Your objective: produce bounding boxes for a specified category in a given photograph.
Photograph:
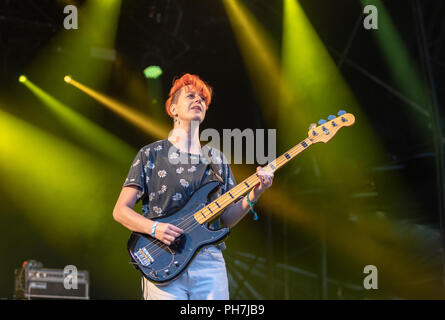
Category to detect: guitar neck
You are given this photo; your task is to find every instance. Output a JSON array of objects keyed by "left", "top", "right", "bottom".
[{"left": 194, "top": 137, "right": 313, "bottom": 224}]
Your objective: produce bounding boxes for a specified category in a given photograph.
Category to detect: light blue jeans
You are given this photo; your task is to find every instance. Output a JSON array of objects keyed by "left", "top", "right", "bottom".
[{"left": 142, "top": 245, "right": 229, "bottom": 300}]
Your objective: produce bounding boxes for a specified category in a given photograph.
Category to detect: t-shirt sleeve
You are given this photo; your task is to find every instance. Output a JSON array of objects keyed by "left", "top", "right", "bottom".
[{"left": 123, "top": 148, "right": 148, "bottom": 202}]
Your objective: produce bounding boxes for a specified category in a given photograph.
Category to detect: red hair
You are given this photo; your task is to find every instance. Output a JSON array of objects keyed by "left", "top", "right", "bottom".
[{"left": 165, "top": 73, "right": 213, "bottom": 118}]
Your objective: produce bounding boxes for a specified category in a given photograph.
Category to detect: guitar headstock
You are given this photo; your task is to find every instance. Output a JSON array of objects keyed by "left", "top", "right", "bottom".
[{"left": 307, "top": 110, "right": 355, "bottom": 143}]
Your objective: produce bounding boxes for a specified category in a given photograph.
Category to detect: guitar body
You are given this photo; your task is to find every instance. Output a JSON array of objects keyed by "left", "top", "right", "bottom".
[{"left": 127, "top": 181, "right": 230, "bottom": 284}]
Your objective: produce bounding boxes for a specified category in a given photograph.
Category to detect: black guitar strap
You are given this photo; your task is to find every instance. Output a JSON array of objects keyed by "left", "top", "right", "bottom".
[
  {"left": 200, "top": 145, "right": 224, "bottom": 204},
  {"left": 201, "top": 144, "right": 223, "bottom": 184},
  {"left": 201, "top": 146, "right": 227, "bottom": 241},
  {"left": 209, "top": 162, "right": 223, "bottom": 184}
]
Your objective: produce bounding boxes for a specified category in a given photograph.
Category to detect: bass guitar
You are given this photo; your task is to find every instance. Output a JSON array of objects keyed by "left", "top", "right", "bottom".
[{"left": 127, "top": 111, "right": 355, "bottom": 284}]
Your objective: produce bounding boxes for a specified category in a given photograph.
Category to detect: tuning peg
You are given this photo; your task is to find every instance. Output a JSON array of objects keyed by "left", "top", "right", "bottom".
[
  {"left": 308, "top": 123, "right": 317, "bottom": 130},
  {"left": 337, "top": 110, "right": 346, "bottom": 116},
  {"left": 318, "top": 119, "right": 327, "bottom": 125},
  {"left": 327, "top": 115, "right": 336, "bottom": 121}
]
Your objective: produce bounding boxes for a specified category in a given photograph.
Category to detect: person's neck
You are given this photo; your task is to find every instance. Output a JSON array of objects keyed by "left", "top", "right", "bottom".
[{"left": 168, "top": 120, "right": 201, "bottom": 155}]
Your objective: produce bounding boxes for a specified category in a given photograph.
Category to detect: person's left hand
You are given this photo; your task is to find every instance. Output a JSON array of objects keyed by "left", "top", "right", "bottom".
[{"left": 250, "top": 166, "right": 274, "bottom": 202}]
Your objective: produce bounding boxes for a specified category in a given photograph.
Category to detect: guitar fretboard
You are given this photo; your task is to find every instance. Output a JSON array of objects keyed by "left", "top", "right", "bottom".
[{"left": 194, "top": 137, "right": 313, "bottom": 224}]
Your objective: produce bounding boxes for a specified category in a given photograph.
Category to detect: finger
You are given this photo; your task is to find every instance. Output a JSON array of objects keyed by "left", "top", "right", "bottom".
[
  {"left": 257, "top": 169, "right": 271, "bottom": 178},
  {"left": 260, "top": 176, "right": 271, "bottom": 188},
  {"left": 258, "top": 176, "right": 264, "bottom": 190},
  {"left": 264, "top": 175, "right": 273, "bottom": 184},
  {"left": 169, "top": 225, "right": 184, "bottom": 234},
  {"left": 261, "top": 173, "right": 269, "bottom": 182},
  {"left": 168, "top": 230, "right": 182, "bottom": 238},
  {"left": 261, "top": 172, "right": 273, "bottom": 179}
]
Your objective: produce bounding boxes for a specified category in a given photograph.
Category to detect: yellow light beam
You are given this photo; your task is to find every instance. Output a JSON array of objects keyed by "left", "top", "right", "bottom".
[
  {"left": 0, "top": 108, "right": 123, "bottom": 243},
  {"left": 21, "top": 76, "right": 135, "bottom": 166},
  {"left": 25, "top": 0, "right": 122, "bottom": 118},
  {"left": 222, "top": 0, "right": 442, "bottom": 297},
  {"left": 222, "top": 0, "right": 292, "bottom": 124},
  {"left": 0, "top": 107, "right": 141, "bottom": 294},
  {"left": 67, "top": 77, "right": 170, "bottom": 140}
]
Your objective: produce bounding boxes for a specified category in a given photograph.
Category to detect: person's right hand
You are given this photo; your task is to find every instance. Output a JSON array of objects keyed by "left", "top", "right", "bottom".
[{"left": 153, "top": 222, "right": 184, "bottom": 246}]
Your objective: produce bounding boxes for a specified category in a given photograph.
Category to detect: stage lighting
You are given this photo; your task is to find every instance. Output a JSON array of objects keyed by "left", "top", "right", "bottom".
[
  {"left": 143, "top": 65, "right": 163, "bottom": 79},
  {"left": 64, "top": 75, "right": 72, "bottom": 83},
  {"left": 19, "top": 75, "right": 27, "bottom": 83},
  {"left": 67, "top": 78, "right": 169, "bottom": 139}
]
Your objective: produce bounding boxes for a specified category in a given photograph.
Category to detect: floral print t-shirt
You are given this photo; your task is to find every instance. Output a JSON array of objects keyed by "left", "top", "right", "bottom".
[{"left": 123, "top": 139, "right": 236, "bottom": 237}]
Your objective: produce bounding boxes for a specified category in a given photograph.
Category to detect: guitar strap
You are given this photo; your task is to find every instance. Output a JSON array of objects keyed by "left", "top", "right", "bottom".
[
  {"left": 201, "top": 145, "right": 224, "bottom": 185},
  {"left": 209, "top": 162, "right": 223, "bottom": 184},
  {"left": 201, "top": 146, "right": 228, "bottom": 244},
  {"left": 201, "top": 145, "right": 224, "bottom": 203}
]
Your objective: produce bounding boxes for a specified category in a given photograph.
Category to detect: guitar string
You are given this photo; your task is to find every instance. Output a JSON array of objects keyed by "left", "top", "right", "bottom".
[
  {"left": 140, "top": 141, "right": 310, "bottom": 259},
  {"left": 139, "top": 140, "right": 311, "bottom": 259},
  {"left": 136, "top": 119, "right": 349, "bottom": 265},
  {"left": 139, "top": 171, "right": 267, "bottom": 258},
  {"left": 138, "top": 141, "right": 311, "bottom": 260},
  {"left": 138, "top": 157, "right": 288, "bottom": 259},
  {"left": 159, "top": 138, "right": 310, "bottom": 235}
]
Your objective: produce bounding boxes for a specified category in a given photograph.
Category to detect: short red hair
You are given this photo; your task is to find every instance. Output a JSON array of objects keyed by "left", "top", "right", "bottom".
[{"left": 165, "top": 73, "right": 213, "bottom": 118}]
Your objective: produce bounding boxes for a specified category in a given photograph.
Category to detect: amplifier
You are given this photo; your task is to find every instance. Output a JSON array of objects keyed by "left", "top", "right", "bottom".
[{"left": 13, "top": 261, "right": 90, "bottom": 300}]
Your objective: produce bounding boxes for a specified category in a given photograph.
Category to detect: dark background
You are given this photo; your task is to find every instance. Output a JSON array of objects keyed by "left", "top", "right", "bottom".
[{"left": 0, "top": 0, "right": 444, "bottom": 299}]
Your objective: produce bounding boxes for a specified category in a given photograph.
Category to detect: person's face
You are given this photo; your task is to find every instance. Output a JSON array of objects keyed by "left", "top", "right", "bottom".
[{"left": 170, "top": 86, "right": 207, "bottom": 124}]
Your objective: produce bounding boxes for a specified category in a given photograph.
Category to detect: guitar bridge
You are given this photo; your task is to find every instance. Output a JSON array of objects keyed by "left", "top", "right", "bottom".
[{"left": 134, "top": 247, "right": 154, "bottom": 267}]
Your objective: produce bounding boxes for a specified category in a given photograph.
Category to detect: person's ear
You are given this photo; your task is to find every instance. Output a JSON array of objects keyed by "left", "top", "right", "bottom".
[{"left": 170, "top": 104, "right": 178, "bottom": 117}]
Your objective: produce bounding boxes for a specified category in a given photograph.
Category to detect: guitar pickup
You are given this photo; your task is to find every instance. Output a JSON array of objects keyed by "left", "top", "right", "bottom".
[{"left": 134, "top": 247, "right": 154, "bottom": 266}]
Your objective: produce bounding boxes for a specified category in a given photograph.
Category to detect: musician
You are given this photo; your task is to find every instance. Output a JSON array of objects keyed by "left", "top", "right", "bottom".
[{"left": 113, "top": 73, "right": 274, "bottom": 300}]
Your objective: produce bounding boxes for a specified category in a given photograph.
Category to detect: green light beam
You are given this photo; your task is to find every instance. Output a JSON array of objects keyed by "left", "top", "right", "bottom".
[{"left": 22, "top": 77, "right": 135, "bottom": 166}]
